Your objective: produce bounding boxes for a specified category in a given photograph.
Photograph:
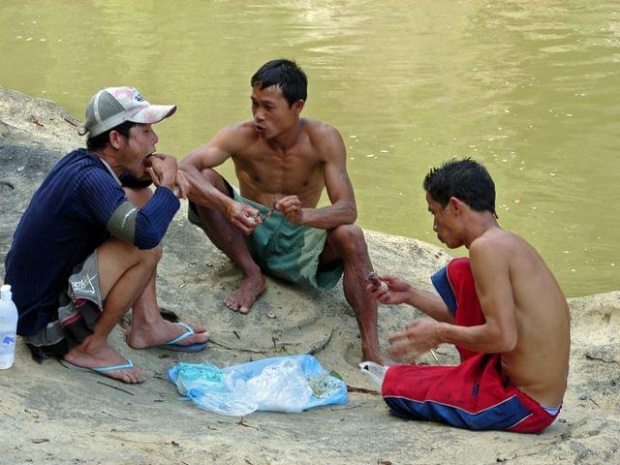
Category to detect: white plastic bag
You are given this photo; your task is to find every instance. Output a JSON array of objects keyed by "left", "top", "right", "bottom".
[
  {"left": 168, "top": 355, "right": 348, "bottom": 416},
  {"left": 238, "top": 358, "right": 311, "bottom": 413}
]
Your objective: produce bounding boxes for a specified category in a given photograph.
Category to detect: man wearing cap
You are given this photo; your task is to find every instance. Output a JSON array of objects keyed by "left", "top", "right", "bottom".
[{"left": 5, "top": 87, "right": 209, "bottom": 384}]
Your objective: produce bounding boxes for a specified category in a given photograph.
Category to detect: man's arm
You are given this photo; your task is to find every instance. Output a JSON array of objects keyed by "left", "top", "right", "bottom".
[
  {"left": 388, "top": 239, "right": 518, "bottom": 360},
  {"left": 368, "top": 275, "right": 454, "bottom": 323},
  {"left": 179, "top": 126, "right": 240, "bottom": 213},
  {"left": 280, "top": 125, "right": 357, "bottom": 229},
  {"left": 435, "top": 239, "right": 518, "bottom": 352},
  {"left": 79, "top": 163, "right": 179, "bottom": 250}
]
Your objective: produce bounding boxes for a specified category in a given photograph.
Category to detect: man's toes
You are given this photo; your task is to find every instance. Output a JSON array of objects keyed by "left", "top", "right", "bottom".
[
  {"left": 192, "top": 324, "right": 208, "bottom": 335},
  {"left": 129, "top": 369, "right": 146, "bottom": 384},
  {"left": 115, "top": 369, "right": 142, "bottom": 384},
  {"left": 225, "top": 301, "right": 239, "bottom": 312}
]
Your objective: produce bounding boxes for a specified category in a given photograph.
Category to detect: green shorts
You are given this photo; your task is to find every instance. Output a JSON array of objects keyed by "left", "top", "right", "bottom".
[{"left": 188, "top": 192, "right": 343, "bottom": 290}]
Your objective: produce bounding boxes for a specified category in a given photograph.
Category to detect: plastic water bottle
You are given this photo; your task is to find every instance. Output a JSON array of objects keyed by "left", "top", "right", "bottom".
[{"left": 0, "top": 284, "right": 19, "bottom": 369}]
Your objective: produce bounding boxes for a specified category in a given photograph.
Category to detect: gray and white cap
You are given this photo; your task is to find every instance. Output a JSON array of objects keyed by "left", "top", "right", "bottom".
[{"left": 78, "top": 86, "right": 176, "bottom": 137}]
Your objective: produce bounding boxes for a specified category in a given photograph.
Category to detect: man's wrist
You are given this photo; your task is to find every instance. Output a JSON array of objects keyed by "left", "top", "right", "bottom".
[
  {"left": 158, "top": 184, "right": 175, "bottom": 194},
  {"left": 406, "top": 287, "right": 418, "bottom": 307},
  {"left": 161, "top": 180, "right": 177, "bottom": 191},
  {"left": 224, "top": 200, "right": 238, "bottom": 218},
  {"left": 298, "top": 207, "right": 310, "bottom": 226},
  {"left": 434, "top": 321, "right": 444, "bottom": 347}
]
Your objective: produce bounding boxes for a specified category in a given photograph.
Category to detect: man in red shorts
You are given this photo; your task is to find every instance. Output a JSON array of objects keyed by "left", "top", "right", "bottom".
[{"left": 368, "top": 158, "right": 570, "bottom": 433}]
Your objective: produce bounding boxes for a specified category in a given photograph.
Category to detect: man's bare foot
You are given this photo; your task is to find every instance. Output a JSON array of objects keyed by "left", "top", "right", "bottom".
[
  {"left": 226, "top": 274, "right": 267, "bottom": 314},
  {"left": 127, "top": 319, "right": 209, "bottom": 350},
  {"left": 362, "top": 349, "right": 394, "bottom": 366},
  {"left": 62, "top": 343, "right": 145, "bottom": 384}
]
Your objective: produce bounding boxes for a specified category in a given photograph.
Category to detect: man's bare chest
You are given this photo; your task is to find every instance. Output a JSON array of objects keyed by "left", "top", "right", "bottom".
[{"left": 234, "top": 150, "right": 324, "bottom": 195}]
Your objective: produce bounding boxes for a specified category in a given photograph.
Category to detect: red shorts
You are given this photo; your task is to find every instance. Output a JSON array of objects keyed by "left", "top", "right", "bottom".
[
  {"left": 382, "top": 258, "right": 561, "bottom": 433},
  {"left": 382, "top": 353, "right": 559, "bottom": 433}
]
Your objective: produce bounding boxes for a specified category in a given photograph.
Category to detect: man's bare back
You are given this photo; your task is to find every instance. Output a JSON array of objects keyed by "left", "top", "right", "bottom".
[{"left": 470, "top": 228, "right": 570, "bottom": 406}]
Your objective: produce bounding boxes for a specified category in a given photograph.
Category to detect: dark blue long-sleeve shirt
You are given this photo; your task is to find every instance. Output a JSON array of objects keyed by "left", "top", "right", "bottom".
[{"left": 5, "top": 148, "right": 179, "bottom": 336}]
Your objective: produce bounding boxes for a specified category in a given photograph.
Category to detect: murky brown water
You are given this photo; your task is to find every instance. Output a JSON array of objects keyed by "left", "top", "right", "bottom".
[{"left": 1, "top": 0, "right": 619, "bottom": 297}]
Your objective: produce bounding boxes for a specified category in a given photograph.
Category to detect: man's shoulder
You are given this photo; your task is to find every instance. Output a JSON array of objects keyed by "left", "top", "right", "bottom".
[
  {"left": 221, "top": 121, "right": 259, "bottom": 138},
  {"left": 304, "top": 118, "right": 340, "bottom": 137},
  {"left": 302, "top": 118, "right": 344, "bottom": 156},
  {"left": 56, "top": 150, "right": 119, "bottom": 191},
  {"left": 48, "top": 148, "right": 101, "bottom": 180},
  {"left": 57, "top": 148, "right": 101, "bottom": 168},
  {"left": 470, "top": 228, "right": 534, "bottom": 265},
  {"left": 214, "top": 121, "right": 260, "bottom": 151}
]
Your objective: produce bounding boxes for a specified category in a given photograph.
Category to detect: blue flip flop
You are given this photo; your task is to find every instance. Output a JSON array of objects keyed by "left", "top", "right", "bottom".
[
  {"left": 160, "top": 322, "right": 207, "bottom": 352},
  {"left": 59, "top": 356, "right": 135, "bottom": 376}
]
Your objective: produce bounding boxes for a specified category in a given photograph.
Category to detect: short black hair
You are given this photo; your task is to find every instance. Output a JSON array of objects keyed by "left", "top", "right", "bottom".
[
  {"left": 86, "top": 120, "right": 137, "bottom": 151},
  {"left": 423, "top": 158, "right": 498, "bottom": 217},
  {"left": 250, "top": 59, "right": 308, "bottom": 106}
]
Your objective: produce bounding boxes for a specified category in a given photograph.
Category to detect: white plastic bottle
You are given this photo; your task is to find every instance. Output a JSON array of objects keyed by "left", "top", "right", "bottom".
[{"left": 0, "top": 284, "right": 19, "bottom": 369}]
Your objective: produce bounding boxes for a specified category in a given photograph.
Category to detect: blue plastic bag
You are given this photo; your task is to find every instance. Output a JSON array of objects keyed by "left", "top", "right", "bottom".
[{"left": 167, "top": 355, "right": 348, "bottom": 416}]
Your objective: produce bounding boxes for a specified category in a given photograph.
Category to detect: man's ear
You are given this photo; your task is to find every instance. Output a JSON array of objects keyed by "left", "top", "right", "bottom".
[
  {"left": 293, "top": 99, "right": 305, "bottom": 114},
  {"left": 108, "top": 130, "right": 124, "bottom": 150},
  {"left": 449, "top": 197, "right": 465, "bottom": 215}
]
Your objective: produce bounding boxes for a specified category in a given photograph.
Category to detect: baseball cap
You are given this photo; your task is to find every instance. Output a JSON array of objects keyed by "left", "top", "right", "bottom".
[{"left": 78, "top": 86, "right": 177, "bottom": 137}]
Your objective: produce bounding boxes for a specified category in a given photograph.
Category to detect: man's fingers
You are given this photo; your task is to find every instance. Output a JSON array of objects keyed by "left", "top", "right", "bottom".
[
  {"left": 386, "top": 341, "right": 412, "bottom": 362},
  {"left": 233, "top": 223, "right": 253, "bottom": 235},
  {"left": 146, "top": 167, "right": 160, "bottom": 185},
  {"left": 231, "top": 212, "right": 261, "bottom": 235},
  {"left": 387, "top": 330, "right": 409, "bottom": 344}
]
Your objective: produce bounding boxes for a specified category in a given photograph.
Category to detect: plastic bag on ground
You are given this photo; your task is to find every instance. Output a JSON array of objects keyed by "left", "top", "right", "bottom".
[{"left": 168, "top": 355, "right": 348, "bottom": 416}]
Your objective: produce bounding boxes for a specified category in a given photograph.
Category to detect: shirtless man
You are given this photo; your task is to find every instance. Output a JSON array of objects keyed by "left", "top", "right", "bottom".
[
  {"left": 180, "top": 59, "right": 381, "bottom": 363},
  {"left": 368, "top": 159, "right": 570, "bottom": 433},
  {"left": 5, "top": 87, "right": 209, "bottom": 384}
]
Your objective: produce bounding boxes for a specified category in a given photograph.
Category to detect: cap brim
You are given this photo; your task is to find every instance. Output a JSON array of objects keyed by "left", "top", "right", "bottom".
[{"left": 129, "top": 104, "right": 177, "bottom": 125}]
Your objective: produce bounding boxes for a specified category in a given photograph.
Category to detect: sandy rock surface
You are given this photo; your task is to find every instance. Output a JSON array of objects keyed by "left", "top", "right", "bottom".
[{"left": 0, "top": 86, "right": 618, "bottom": 465}]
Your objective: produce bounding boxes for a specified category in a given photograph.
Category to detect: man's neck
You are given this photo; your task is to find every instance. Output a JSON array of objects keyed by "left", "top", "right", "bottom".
[
  {"left": 266, "top": 119, "right": 304, "bottom": 152},
  {"left": 462, "top": 212, "right": 500, "bottom": 248},
  {"left": 91, "top": 148, "right": 123, "bottom": 176}
]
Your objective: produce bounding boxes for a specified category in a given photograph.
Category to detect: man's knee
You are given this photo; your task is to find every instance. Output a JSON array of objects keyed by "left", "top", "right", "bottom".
[
  {"left": 97, "top": 240, "right": 163, "bottom": 297},
  {"left": 142, "top": 242, "right": 163, "bottom": 264},
  {"left": 100, "top": 239, "right": 162, "bottom": 270},
  {"left": 328, "top": 224, "right": 367, "bottom": 254},
  {"left": 199, "top": 168, "right": 231, "bottom": 195}
]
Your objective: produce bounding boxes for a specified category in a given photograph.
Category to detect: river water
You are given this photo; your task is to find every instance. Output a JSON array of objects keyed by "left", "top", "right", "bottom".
[{"left": 1, "top": 0, "right": 618, "bottom": 297}]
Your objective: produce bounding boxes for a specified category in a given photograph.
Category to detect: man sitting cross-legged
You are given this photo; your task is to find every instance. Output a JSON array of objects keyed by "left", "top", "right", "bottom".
[{"left": 368, "top": 158, "right": 570, "bottom": 433}]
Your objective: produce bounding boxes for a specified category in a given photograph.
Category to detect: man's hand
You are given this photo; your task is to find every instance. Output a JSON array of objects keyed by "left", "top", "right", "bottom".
[
  {"left": 276, "top": 195, "right": 304, "bottom": 224},
  {"left": 367, "top": 275, "right": 413, "bottom": 305},
  {"left": 174, "top": 169, "right": 190, "bottom": 199},
  {"left": 227, "top": 201, "right": 262, "bottom": 235},
  {"left": 387, "top": 320, "right": 440, "bottom": 363},
  {"left": 146, "top": 154, "right": 177, "bottom": 191}
]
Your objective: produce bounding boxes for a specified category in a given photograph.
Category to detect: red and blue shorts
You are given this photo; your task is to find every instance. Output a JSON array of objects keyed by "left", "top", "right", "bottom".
[{"left": 381, "top": 258, "right": 561, "bottom": 433}]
